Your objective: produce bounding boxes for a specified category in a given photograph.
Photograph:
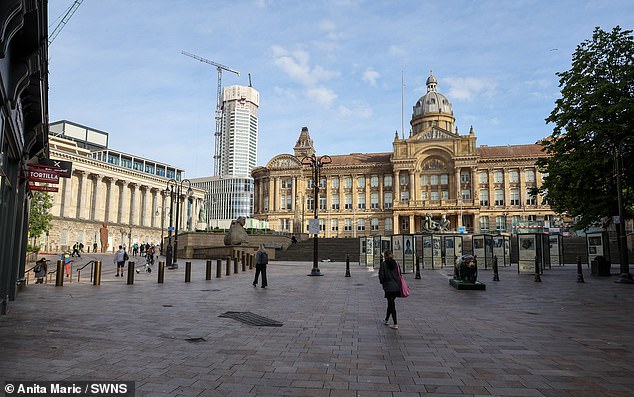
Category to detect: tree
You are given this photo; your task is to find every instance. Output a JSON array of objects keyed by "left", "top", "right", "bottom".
[
  {"left": 29, "top": 191, "right": 53, "bottom": 246},
  {"left": 537, "top": 26, "right": 634, "bottom": 230}
]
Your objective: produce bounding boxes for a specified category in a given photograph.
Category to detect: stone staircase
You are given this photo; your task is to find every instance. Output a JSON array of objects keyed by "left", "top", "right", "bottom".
[{"left": 275, "top": 238, "right": 360, "bottom": 262}]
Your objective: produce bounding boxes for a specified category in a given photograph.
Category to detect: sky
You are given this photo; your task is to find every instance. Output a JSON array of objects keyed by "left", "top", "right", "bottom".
[{"left": 47, "top": 0, "right": 633, "bottom": 179}]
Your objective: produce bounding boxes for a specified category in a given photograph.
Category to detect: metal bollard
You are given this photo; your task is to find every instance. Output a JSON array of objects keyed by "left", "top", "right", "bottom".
[
  {"left": 226, "top": 256, "right": 231, "bottom": 276},
  {"left": 249, "top": 254, "right": 254, "bottom": 270},
  {"left": 534, "top": 256, "right": 542, "bottom": 282},
  {"left": 93, "top": 261, "right": 102, "bottom": 286},
  {"left": 576, "top": 256, "right": 585, "bottom": 283},
  {"left": 185, "top": 261, "right": 191, "bottom": 282},
  {"left": 493, "top": 256, "right": 500, "bottom": 282},
  {"left": 206, "top": 260, "right": 212, "bottom": 280},
  {"left": 158, "top": 261, "right": 165, "bottom": 284},
  {"left": 127, "top": 261, "right": 135, "bottom": 285},
  {"left": 55, "top": 260, "right": 64, "bottom": 287},
  {"left": 415, "top": 256, "right": 421, "bottom": 279},
  {"left": 216, "top": 259, "right": 222, "bottom": 278},
  {"left": 345, "top": 254, "right": 351, "bottom": 277},
  {"left": 233, "top": 256, "right": 239, "bottom": 274}
]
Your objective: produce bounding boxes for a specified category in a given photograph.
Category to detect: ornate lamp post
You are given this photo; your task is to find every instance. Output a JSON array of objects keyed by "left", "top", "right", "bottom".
[
  {"left": 165, "top": 180, "right": 176, "bottom": 267},
  {"left": 301, "top": 154, "right": 331, "bottom": 276},
  {"left": 171, "top": 179, "right": 193, "bottom": 269},
  {"left": 614, "top": 136, "right": 633, "bottom": 284}
]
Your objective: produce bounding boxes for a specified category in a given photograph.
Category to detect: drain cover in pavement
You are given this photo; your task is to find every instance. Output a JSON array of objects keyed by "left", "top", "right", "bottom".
[{"left": 219, "top": 311, "right": 283, "bottom": 327}]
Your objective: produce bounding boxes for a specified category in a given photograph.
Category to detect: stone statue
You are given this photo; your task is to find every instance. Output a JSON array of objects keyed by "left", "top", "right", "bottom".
[
  {"left": 198, "top": 205, "right": 207, "bottom": 223},
  {"left": 99, "top": 223, "right": 109, "bottom": 253},
  {"left": 422, "top": 213, "right": 450, "bottom": 232},
  {"left": 224, "top": 216, "right": 249, "bottom": 246}
]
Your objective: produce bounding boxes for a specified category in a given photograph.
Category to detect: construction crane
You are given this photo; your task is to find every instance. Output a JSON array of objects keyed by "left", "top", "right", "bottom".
[
  {"left": 181, "top": 50, "right": 240, "bottom": 176},
  {"left": 49, "top": 0, "right": 84, "bottom": 45}
]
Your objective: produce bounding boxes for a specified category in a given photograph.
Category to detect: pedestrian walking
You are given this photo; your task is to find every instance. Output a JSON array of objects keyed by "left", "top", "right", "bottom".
[
  {"left": 34, "top": 257, "right": 48, "bottom": 284},
  {"left": 114, "top": 245, "right": 128, "bottom": 277},
  {"left": 378, "top": 250, "right": 400, "bottom": 329},
  {"left": 71, "top": 242, "right": 81, "bottom": 258},
  {"left": 93, "top": 242, "right": 98, "bottom": 253},
  {"left": 253, "top": 244, "right": 268, "bottom": 288},
  {"left": 61, "top": 252, "right": 72, "bottom": 277}
]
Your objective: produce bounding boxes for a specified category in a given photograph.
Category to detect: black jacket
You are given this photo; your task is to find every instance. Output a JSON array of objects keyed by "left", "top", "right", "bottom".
[{"left": 379, "top": 258, "right": 400, "bottom": 293}]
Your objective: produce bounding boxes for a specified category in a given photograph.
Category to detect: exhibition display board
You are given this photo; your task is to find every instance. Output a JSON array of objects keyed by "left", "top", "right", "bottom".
[
  {"left": 472, "top": 234, "right": 494, "bottom": 269},
  {"left": 548, "top": 234, "right": 564, "bottom": 267},
  {"left": 516, "top": 233, "right": 550, "bottom": 274},
  {"left": 492, "top": 235, "right": 511, "bottom": 267},
  {"left": 586, "top": 231, "right": 609, "bottom": 265}
]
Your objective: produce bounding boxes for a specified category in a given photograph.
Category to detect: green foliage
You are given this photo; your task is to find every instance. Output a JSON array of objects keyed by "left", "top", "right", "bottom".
[
  {"left": 538, "top": 26, "right": 634, "bottom": 229},
  {"left": 29, "top": 191, "right": 53, "bottom": 242}
]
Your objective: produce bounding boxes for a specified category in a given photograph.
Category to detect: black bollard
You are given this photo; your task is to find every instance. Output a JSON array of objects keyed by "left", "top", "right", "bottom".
[
  {"left": 94, "top": 261, "right": 102, "bottom": 286},
  {"left": 216, "top": 259, "right": 222, "bottom": 278},
  {"left": 206, "top": 260, "right": 212, "bottom": 280},
  {"left": 345, "top": 254, "right": 351, "bottom": 277},
  {"left": 55, "top": 260, "right": 64, "bottom": 287},
  {"left": 185, "top": 261, "right": 191, "bottom": 282},
  {"left": 226, "top": 256, "right": 231, "bottom": 276},
  {"left": 576, "top": 256, "right": 585, "bottom": 283},
  {"left": 534, "top": 256, "right": 542, "bottom": 282},
  {"left": 127, "top": 261, "right": 135, "bottom": 285},
  {"left": 415, "top": 256, "right": 421, "bottom": 279},
  {"left": 493, "top": 256, "right": 500, "bottom": 281},
  {"left": 233, "top": 256, "right": 239, "bottom": 274},
  {"left": 158, "top": 261, "right": 165, "bottom": 284}
]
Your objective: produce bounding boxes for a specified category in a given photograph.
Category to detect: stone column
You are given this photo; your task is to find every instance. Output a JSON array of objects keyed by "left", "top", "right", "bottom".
[
  {"left": 75, "top": 171, "right": 86, "bottom": 219},
  {"left": 103, "top": 177, "right": 112, "bottom": 223},
  {"left": 89, "top": 174, "right": 101, "bottom": 221},
  {"left": 268, "top": 178, "right": 274, "bottom": 212},
  {"left": 128, "top": 183, "right": 137, "bottom": 225},
  {"left": 150, "top": 188, "right": 158, "bottom": 228},
  {"left": 139, "top": 185, "right": 148, "bottom": 226},
  {"left": 59, "top": 177, "right": 71, "bottom": 217},
  {"left": 117, "top": 180, "right": 127, "bottom": 224}
]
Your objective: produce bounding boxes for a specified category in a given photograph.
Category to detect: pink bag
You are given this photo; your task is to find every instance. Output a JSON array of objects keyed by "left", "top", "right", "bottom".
[{"left": 396, "top": 263, "right": 410, "bottom": 298}]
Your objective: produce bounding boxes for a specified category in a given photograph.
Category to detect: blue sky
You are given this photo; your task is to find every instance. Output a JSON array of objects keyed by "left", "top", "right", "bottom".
[{"left": 48, "top": 0, "right": 633, "bottom": 178}]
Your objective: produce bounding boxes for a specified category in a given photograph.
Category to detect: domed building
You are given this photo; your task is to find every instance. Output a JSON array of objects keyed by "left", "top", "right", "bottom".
[{"left": 251, "top": 71, "right": 554, "bottom": 236}]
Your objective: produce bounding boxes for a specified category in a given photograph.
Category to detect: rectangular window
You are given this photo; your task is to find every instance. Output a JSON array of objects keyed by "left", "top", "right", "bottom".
[
  {"left": 479, "top": 172, "right": 488, "bottom": 184},
  {"left": 383, "top": 175, "right": 392, "bottom": 187},
  {"left": 510, "top": 188, "right": 520, "bottom": 206},
  {"left": 384, "top": 192, "right": 392, "bottom": 209},
  {"left": 430, "top": 191, "right": 439, "bottom": 201},
  {"left": 421, "top": 175, "right": 428, "bottom": 185},
  {"left": 370, "top": 193, "right": 379, "bottom": 209},
  {"left": 421, "top": 191, "right": 428, "bottom": 200},
  {"left": 430, "top": 175, "right": 438, "bottom": 185},
  {"left": 460, "top": 172, "right": 470, "bottom": 183},
  {"left": 344, "top": 194, "right": 352, "bottom": 209},
  {"left": 331, "top": 177, "right": 339, "bottom": 189},
  {"left": 319, "top": 195, "right": 327, "bottom": 210},
  {"left": 493, "top": 171, "right": 504, "bottom": 183},
  {"left": 480, "top": 216, "right": 489, "bottom": 232},
  {"left": 526, "top": 189, "right": 536, "bottom": 205},
  {"left": 385, "top": 217, "right": 393, "bottom": 231},
  {"left": 331, "top": 195, "right": 340, "bottom": 210},
  {"left": 496, "top": 216, "right": 506, "bottom": 231},
  {"left": 344, "top": 177, "right": 352, "bottom": 189},
  {"left": 357, "top": 176, "right": 365, "bottom": 189},
  {"left": 479, "top": 190, "right": 489, "bottom": 206},
  {"left": 370, "top": 175, "right": 379, "bottom": 188},
  {"left": 307, "top": 196, "right": 314, "bottom": 210},
  {"left": 525, "top": 169, "right": 536, "bottom": 183},
  {"left": 307, "top": 179, "right": 313, "bottom": 189},
  {"left": 440, "top": 174, "right": 448, "bottom": 185},
  {"left": 344, "top": 219, "right": 352, "bottom": 231},
  {"left": 494, "top": 189, "right": 504, "bottom": 206},
  {"left": 331, "top": 219, "right": 339, "bottom": 231},
  {"left": 509, "top": 170, "right": 519, "bottom": 183},
  {"left": 319, "top": 178, "right": 326, "bottom": 189},
  {"left": 441, "top": 190, "right": 449, "bottom": 200},
  {"left": 371, "top": 218, "right": 379, "bottom": 231},
  {"left": 400, "top": 191, "right": 409, "bottom": 202},
  {"left": 281, "top": 178, "right": 292, "bottom": 189},
  {"left": 357, "top": 195, "right": 366, "bottom": 209},
  {"left": 461, "top": 189, "right": 471, "bottom": 200},
  {"left": 357, "top": 219, "right": 365, "bottom": 231}
]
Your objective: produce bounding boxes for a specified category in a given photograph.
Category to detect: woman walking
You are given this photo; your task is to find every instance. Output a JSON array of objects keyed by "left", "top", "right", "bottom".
[{"left": 379, "top": 250, "right": 401, "bottom": 329}]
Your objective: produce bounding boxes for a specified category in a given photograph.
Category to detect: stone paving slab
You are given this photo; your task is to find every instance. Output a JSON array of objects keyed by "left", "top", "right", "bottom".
[{"left": 1, "top": 255, "right": 634, "bottom": 397}]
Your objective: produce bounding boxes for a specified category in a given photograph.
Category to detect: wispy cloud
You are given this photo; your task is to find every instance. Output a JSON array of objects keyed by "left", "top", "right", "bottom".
[
  {"left": 362, "top": 68, "right": 381, "bottom": 87},
  {"left": 444, "top": 77, "right": 495, "bottom": 101},
  {"left": 307, "top": 86, "right": 337, "bottom": 107}
]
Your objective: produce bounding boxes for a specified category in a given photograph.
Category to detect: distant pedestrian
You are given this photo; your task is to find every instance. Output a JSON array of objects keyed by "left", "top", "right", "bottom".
[
  {"left": 93, "top": 242, "right": 98, "bottom": 253},
  {"left": 61, "top": 252, "right": 72, "bottom": 277},
  {"left": 34, "top": 257, "right": 48, "bottom": 284},
  {"left": 253, "top": 244, "right": 268, "bottom": 288},
  {"left": 114, "top": 245, "right": 127, "bottom": 277},
  {"left": 72, "top": 242, "right": 81, "bottom": 258},
  {"left": 379, "top": 250, "right": 400, "bottom": 329},
  {"left": 78, "top": 242, "right": 84, "bottom": 253}
]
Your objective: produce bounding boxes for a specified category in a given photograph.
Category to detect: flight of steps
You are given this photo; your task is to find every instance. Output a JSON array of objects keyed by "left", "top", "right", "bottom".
[{"left": 275, "top": 238, "right": 360, "bottom": 262}]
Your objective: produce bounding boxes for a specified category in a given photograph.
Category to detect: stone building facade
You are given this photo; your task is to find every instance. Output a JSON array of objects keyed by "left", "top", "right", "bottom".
[
  {"left": 45, "top": 134, "right": 205, "bottom": 253},
  {"left": 251, "top": 72, "right": 555, "bottom": 236}
]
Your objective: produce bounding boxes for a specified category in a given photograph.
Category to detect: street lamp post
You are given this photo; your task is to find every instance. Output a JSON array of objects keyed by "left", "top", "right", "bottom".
[
  {"left": 165, "top": 181, "right": 176, "bottom": 267},
  {"left": 171, "top": 179, "right": 193, "bottom": 270},
  {"left": 614, "top": 137, "right": 633, "bottom": 284},
  {"left": 301, "top": 154, "right": 331, "bottom": 276}
]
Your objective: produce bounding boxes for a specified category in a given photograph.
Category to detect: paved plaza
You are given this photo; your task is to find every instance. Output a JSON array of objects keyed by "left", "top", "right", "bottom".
[{"left": 1, "top": 254, "right": 634, "bottom": 397}]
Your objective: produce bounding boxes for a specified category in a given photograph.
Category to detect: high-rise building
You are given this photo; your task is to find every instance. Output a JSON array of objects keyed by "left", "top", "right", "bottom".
[{"left": 192, "top": 85, "right": 259, "bottom": 229}]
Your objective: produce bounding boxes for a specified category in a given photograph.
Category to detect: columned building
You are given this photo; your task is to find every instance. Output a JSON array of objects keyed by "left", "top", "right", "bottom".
[
  {"left": 44, "top": 122, "right": 205, "bottom": 252},
  {"left": 251, "top": 71, "right": 555, "bottom": 236}
]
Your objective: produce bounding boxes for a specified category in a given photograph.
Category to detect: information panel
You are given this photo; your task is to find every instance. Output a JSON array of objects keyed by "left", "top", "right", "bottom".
[
  {"left": 366, "top": 236, "right": 374, "bottom": 267},
  {"left": 403, "top": 235, "right": 415, "bottom": 272},
  {"left": 518, "top": 234, "right": 539, "bottom": 274},
  {"left": 587, "top": 231, "right": 608, "bottom": 265},
  {"left": 493, "top": 235, "right": 511, "bottom": 266},
  {"left": 359, "top": 237, "right": 367, "bottom": 265},
  {"left": 373, "top": 236, "right": 382, "bottom": 268},
  {"left": 549, "top": 234, "right": 563, "bottom": 266}
]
